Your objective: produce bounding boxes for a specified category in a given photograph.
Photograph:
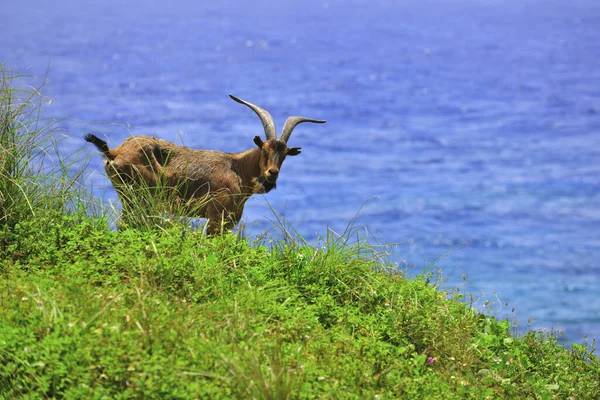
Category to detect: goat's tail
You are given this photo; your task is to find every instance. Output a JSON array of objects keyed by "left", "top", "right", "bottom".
[{"left": 84, "top": 133, "right": 115, "bottom": 160}]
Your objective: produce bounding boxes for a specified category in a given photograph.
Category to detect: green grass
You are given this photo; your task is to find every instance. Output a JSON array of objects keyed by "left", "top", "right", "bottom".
[
  {"left": 1, "top": 66, "right": 599, "bottom": 399},
  {"left": 0, "top": 66, "right": 93, "bottom": 230}
]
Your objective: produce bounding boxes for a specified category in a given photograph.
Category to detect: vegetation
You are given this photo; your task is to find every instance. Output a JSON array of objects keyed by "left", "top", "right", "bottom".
[
  {"left": 0, "top": 67, "right": 90, "bottom": 231},
  {"left": 1, "top": 66, "right": 599, "bottom": 399}
]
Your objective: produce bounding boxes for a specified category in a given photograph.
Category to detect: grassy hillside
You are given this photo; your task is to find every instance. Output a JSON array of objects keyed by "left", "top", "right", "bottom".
[{"left": 1, "top": 66, "right": 598, "bottom": 399}]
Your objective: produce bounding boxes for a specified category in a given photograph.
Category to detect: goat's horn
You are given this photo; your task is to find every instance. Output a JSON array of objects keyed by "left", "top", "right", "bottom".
[
  {"left": 280, "top": 117, "right": 326, "bottom": 143},
  {"left": 229, "top": 94, "right": 277, "bottom": 140}
]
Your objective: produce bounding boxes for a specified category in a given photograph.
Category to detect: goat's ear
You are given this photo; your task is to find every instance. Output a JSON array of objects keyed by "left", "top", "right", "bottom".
[
  {"left": 253, "top": 136, "right": 264, "bottom": 148},
  {"left": 287, "top": 147, "right": 302, "bottom": 156}
]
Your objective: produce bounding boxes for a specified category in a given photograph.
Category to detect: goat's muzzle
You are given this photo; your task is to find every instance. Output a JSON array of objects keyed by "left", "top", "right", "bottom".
[{"left": 265, "top": 168, "right": 279, "bottom": 183}]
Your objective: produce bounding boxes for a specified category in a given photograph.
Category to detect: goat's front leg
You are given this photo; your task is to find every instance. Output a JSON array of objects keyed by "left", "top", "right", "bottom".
[
  {"left": 205, "top": 213, "right": 232, "bottom": 235},
  {"left": 204, "top": 195, "right": 240, "bottom": 235}
]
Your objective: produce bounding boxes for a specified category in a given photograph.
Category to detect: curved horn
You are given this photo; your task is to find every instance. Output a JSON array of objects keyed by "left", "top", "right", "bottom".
[
  {"left": 229, "top": 94, "right": 277, "bottom": 140},
  {"left": 279, "top": 116, "right": 326, "bottom": 143}
]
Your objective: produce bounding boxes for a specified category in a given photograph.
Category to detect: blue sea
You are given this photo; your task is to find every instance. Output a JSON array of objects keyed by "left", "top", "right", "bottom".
[{"left": 2, "top": 0, "right": 599, "bottom": 348}]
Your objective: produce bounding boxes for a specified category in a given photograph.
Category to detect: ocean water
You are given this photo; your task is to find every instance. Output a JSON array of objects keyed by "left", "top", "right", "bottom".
[{"left": 2, "top": 0, "right": 599, "bottom": 348}]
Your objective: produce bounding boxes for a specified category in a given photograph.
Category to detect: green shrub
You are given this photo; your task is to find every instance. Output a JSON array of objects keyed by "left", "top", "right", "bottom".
[{"left": 1, "top": 214, "right": 598, "bottom": 398}]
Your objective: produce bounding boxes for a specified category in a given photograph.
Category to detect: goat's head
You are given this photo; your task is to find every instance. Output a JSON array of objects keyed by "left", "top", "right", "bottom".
[{"left": 229, "top": 94, "right": 325, "bottom": 191}]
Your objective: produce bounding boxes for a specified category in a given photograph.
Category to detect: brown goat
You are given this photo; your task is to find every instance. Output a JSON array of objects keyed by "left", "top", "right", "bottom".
[{"left": 85, "top": 94, "right": 325, "bottom": 234}]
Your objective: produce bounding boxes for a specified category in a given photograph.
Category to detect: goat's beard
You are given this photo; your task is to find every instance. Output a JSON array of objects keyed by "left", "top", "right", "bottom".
[{"left": 254, "top": 176, "right": 277, "bottom": 194}]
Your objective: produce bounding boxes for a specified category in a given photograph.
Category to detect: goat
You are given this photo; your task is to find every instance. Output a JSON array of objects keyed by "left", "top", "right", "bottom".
[{"left": 85, "top": 94, "right": 325, "bottom": 234}]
